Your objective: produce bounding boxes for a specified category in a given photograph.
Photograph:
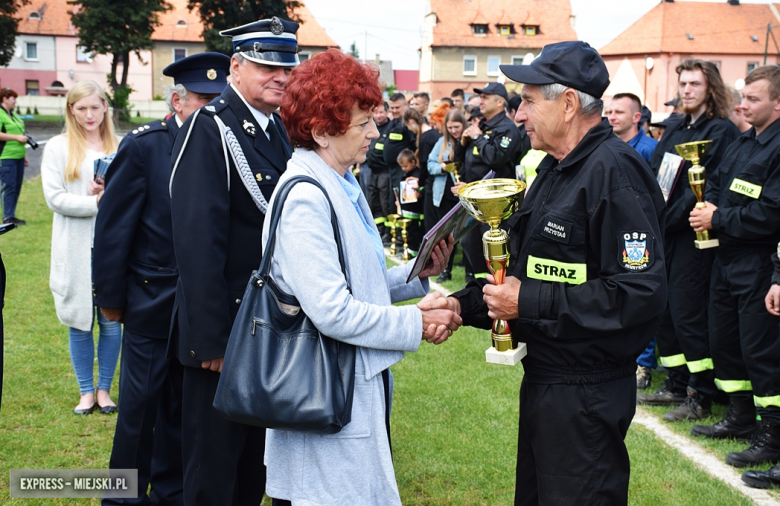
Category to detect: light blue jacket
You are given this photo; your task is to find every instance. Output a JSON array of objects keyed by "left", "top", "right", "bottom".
[
  {"left": 427, "top": 137, "right": 457, "bottom": 207},
  {"left": 262, "top": 148, "right": 430, "bottom": 504}
]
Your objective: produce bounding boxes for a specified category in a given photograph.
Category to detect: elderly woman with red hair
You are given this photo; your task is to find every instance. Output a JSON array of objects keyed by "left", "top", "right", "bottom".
[{"left": 262, "top": 48, "right": 458, "bottom": 505}]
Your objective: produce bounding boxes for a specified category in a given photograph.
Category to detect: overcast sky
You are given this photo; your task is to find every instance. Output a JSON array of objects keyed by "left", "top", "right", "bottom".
[{"left": 303, "top": 0, "right": 774, "bottom": 70}]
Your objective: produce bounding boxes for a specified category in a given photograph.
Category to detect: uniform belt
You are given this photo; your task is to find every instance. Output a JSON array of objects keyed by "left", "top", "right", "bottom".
[{"left": 523, "top": 361, "right": 636, "bottom": 385}]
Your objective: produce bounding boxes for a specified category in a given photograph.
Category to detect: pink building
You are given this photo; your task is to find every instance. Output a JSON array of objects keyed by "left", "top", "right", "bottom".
[{"left": 599, "top": 0, "right": 780, "bottom": 113}]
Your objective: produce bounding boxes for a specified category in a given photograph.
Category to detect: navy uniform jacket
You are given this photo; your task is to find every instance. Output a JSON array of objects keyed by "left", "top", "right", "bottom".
[
  {"left": 463, "top": 112, "right": 522, "bottom": 181},
  {"left": 455, "top": 119, "right": 667, "bottom": 380},
  {"left": 169, "top": 85, "right": 291, "bottom": 368},
  {"left": 93, "top": 119, "right": 179, "bottom": 339}
]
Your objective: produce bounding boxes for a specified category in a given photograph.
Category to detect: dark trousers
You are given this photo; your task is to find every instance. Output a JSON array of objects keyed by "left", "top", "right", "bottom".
[
  {"left": 654, "top": 235, "right": 717, "bottom": 399},
  {"left": 0, "top": 253, "right": 5, "bottom": 411},
  {"left": 0, "top": 158, "right": 24, "bottom": 219},
  {"left": 515, "top": 375, "right": 635, "bottom": 506},
  {"left": 368, "top": 170, "right": 393, "bottom": 221},
  {"left": 461, "top": 224, "right": 489, "bottom": 275},
  {"left": 180, "top": 366, "right": 266, "bottom": 506},
  {"left": 401, "top": 217, "right": 424, "bottom": 253},
  {"left": 103, "top": 330, "right": 183, "bottom": 506},
  {"left": 710, "top": 252, "right": 780, "bottom": 419}
]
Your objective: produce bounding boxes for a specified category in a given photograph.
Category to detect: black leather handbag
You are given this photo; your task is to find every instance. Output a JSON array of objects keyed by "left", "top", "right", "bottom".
[{"left": 214, "top": 175, "right": 356, "bottom": 434}]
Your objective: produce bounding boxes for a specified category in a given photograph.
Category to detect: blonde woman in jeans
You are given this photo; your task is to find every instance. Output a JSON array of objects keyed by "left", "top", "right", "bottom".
[{"left": 41, "top": 81, "right": 121, "bottom": 415}]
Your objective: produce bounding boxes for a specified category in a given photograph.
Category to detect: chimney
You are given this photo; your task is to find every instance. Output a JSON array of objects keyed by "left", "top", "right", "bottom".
[
  {"left": 665, "top": 0, "right": 673, "bottom": 2},
  {"left": 728, "top": 0, "right": 739, "bottom": 4},
  {"left": 375, "top": 54, "right": 380, "bottom": 65}
]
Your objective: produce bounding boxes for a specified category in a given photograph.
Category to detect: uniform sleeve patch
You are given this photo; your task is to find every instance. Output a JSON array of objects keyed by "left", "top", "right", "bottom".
[{"left": 618, "top": 231, "right": 653, "bottom": 271}]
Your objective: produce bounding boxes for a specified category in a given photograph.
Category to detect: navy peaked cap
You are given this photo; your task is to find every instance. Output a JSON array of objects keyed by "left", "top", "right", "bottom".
[
  {"left": 163, "top": 52, "right": 230, "bottom": 94},
  {"left": 220, "top": 17, "right": 300, "bottom": 67}
]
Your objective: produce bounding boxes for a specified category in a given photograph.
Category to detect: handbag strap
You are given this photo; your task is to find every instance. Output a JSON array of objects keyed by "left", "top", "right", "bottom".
[{"left": 259, "top": 175, "right": 351, "bottom": 291}]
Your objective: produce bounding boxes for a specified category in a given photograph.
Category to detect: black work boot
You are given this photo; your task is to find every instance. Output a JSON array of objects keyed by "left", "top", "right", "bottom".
[
  {"left": 742, "top": 465, "right": 780, "bottom": 489},
  {"left": 691, "top": 394, "right": 757, "bottom": 440},
  {"left": 637, "top": 386, "right": 686, "bottom": 406},
  {"left": 663, "top": 387, "right": 711, "bottom": 422},
  {"left": 726, "top": 420, "right": 780, "bottom": 468}
]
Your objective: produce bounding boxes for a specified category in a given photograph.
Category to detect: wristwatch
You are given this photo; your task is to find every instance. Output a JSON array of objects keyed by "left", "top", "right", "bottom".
[{"left": 472, "top": 133, "right": 480, "bottom": 140}]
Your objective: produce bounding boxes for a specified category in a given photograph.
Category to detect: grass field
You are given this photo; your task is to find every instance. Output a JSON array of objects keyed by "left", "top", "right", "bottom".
[{"left": 0, "top": 178, "right": 772, "bottom": 505}]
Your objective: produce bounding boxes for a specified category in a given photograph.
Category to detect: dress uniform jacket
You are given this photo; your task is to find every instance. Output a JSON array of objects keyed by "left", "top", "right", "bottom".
[
  {"left": 463, "top": 112, "right": 521, "bottom": 181},
  {"left": 93, "top": 119, "right": 179, "bottom": 339},
  {"left": 455, "top": 119, "right": 668, "bottom": 378},
  {"left": 169, "top": 85, "right": 292, "bottom": 368}
]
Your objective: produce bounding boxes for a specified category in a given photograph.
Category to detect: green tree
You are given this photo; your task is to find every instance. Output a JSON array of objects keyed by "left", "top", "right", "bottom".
[
  {"left": 349, "top": 41, "right": 359, "bottom": 59},
  {"left": 0, "top": 0, "right": 29, "bottom": 67},
  {"left": 188, "top": 0, "right": 302, "bottom": 55},
  {"left": 69, "top": 0, "right": 171, "bottom": 121}
]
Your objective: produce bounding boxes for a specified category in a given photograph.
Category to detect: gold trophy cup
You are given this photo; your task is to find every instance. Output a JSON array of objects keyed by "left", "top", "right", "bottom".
[
  {"left": 458, "top": 178, "right": 527, "bottom": 366},
  {"left": 386, "top": 214, "right": 400, "bottom": 256},
  {"left": 442, "top": 162, "right": 462, "bottom": 183},
  {"left": 675, "top": 140, "right": 719, "bottom": 249}
]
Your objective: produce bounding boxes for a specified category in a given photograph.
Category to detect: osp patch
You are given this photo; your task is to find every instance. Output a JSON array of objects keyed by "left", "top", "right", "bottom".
[{"left": 618, "top": 231, "right": 652, "bottom": 271}]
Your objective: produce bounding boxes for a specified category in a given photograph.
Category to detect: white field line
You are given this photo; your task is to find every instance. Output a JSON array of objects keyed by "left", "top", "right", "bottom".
[{"left": 633, "top": 408, "right": 780, "bottom": 505}]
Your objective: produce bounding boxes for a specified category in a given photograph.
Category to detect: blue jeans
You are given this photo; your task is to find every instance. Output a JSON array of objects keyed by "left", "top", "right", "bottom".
[
  {"left": 637, "top": 338, "right": 658, "bottom": 368},
  {"left": 0, "top": 158, "right": 25, "bottom": 219},
  {"left": 69, "top": 308, "right": 122, "bottom": 394}
]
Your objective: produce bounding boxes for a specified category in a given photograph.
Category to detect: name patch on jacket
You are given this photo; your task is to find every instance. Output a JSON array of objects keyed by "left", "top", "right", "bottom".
[
  {"left": 618, "top": 231, "right": 652, "bottom": 271},
  {"left": 729, "top": 178, "right": 762, "bottom": 199},
  {"left": 388, "top": 133, "right": 403, "bottom": 141},
  {"left": 374, "top": 142, "right": 384, "bottom": 151},
  {"left": 540, "top": 217, "right": 571, "bottom": 244},
  {"left": 527, "top": 256, "right": 586, "bottom": 284}
]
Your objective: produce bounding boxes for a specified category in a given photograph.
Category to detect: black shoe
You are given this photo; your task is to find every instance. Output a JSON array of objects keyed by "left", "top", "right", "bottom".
[
  {"left": 637, "top": 387, "right": 686, "bottom": 406},
  {"left": 742, "top": 465, "right": 780, "bottom": 489},
  {"left": 3, "top": 217, "right": 25, "bottom": 225},
  {"left": 73, "top": 403, "right": 96, "bottom": 415},
  {"left": 435, "top": 269, "right": 451, "bottom": 283},
  {"left": 464, "top": 272, "right": 475, "bottom": 284},
  {"left": 636, "top": 365, "right": 652, "bottom": 390},
  {"left": 663, "top": 393, "right": 711, "bottom": 422},
  {"left": 691, "top": 394, "right": 757, "bottom": 440},
  {"left": 97, "top": 403, "right": 117, "bottom": 415},
  {"left": 726, "top": 420, "right": 780, "bottom": 468}
]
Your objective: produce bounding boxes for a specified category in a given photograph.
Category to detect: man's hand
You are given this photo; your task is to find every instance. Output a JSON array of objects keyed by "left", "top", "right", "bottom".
[
  {"left": 100, "top": 307, "right": 124, "bottom": 323},
  {"left": 201, "top": 357, "right": 224, "bottom": 373},
  {"left": 417, "top": 291, "right": 461, "bottom": 314},
  {"left": 420, "top": 306, "right": 462, "bottom": 345},
  {"left": 483, "top": 275, "right": 521, "bottom": 320},
  {"left": 689, "top": 202, "right": 717, "bottom": 232},
  {"left": 451, "top": 181, "right": 466, "bottom": 196},
  {"left": 766, "top": 284, "right": 780, "bottom": 316},
  {"left": 418, "top": 235, "right": 455, "bottom": 279},
  {"left": 463, "top": 124, "right": 482, "bottom": 141}
]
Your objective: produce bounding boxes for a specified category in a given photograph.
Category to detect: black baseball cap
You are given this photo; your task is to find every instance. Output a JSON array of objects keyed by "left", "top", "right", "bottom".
[
  {"left": 499, "top": 41, "right": 610, "bottom": 98},
  {"left": 640, "top": 105, "right": 652, "bottom": 124},
  {"left": 473, "top": 82, "right": 509, "bottom": 101}
]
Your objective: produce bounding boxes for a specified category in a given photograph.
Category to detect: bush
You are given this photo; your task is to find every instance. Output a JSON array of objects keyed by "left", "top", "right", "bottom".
[
  {"left": 33, "top": 106, "right": 39, "bottom": 115},
  {"left": 107, "top": 77, "right": 135, "bottom": 123},
  {"left": 25, "top": 107, "right": 31, "bottom": 115}
]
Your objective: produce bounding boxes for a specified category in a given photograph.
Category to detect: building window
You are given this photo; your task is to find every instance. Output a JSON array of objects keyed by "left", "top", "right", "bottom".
[
  {"left": 26, "top": 80, "right": 39, "bottom": 96},
  {"left": 487, "top": 56, "right": 500, "bottom": 76},
  {"left": 298, "top": 51, "right": 311, "bottom": 62},
  {"left": 24, "top": 42, "right": 38, "bottom": 61},
  {"left": 176, "top": 19, "right": 188, "bottom": 27},
  {"left": 463, "top": 56, "right": 477, "bottom": 76},
  {"left": 511, "top": 55, "right": 524, "bottom": 66},
  {"left": 524, "top": 26, "right": 538, "bottom": 36},
  {"left": 76, "top": 46, "right": 93, "bottom": 63},
  {"left": 747, "top": 62, "right": 758, "bottom": 74},
  {"left": 499, "top": 25, "right": 511, "bottom": 36},
  {"left": 28, "top": 11, "right": 40, "bottom": 20},
  {"left": 173, "top": 48, "right": 187, "bottom": 62},
  {"left": 472, "top": 24, "right": 488, "bottom": 35}
]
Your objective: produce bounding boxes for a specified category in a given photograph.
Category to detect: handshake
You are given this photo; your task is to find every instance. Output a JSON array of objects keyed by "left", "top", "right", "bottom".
[{"left": 417, "top": 291, "right": 463, "bottom": 345}]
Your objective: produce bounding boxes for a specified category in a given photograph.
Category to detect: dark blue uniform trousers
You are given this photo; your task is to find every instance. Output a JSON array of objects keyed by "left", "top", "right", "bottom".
[
  {"left": 104, "top": 330, "right": 183, "bottom": 506},
  {"left": 514, "top": 375, "right": 635, "bottom": 506}
]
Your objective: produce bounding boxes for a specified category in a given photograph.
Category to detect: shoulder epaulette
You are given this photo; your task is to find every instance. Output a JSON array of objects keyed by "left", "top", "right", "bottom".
[
  {"left": 130, "top": 119, "right": 167, "bottom": 137},
  {"left": 201, "top": 97, "right": 228, "bottom": 117}
]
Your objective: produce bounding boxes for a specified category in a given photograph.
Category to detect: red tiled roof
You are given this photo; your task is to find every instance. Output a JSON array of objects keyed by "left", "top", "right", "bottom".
[
  {"left": 394, "top": 70, "right": 419, "bottom": 91},
  {"left": 429, "top": 0, "right": 576, "bottom": 48},
  {"left": 600, "top": 1, "right": 780, "bottom": 56},
  {"left": 17, "top": 0, "right": 337, "bottom": 48}
]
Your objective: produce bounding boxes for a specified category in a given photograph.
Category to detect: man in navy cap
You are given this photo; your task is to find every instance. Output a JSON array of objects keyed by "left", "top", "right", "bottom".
[
  {"left": 419, "top": 41, "right": 667, "bottom": 504},
  {"left": 93, "top": 51, "right": 229, "bottom": 506},
  {"left": 168, "top": 17, "right": 298, "bottom": 506},
  {"left": 456, "top": 81, "right": 521, "bottom": 283}
]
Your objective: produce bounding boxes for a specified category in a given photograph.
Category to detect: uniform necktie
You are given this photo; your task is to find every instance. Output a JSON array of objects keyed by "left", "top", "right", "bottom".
[{"left": 265, "top": 119, "right": 286, "bottom": 161}]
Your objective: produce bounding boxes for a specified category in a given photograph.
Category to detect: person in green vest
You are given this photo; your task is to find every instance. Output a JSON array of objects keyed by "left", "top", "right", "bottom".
[{"left": 0, "top": 88, "right": 29, "bottom": 225}]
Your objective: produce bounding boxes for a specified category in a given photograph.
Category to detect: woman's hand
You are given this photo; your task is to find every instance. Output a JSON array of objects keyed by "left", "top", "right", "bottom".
[
  {"left": 89, "top": 177, "right": 105, "bottom": 196},
  {"left": 451, "top": 181, "right": 466, "bottom": 196},
  {"left": 420, "top": 306, "right": 462, "bottom": 344},
  {"left": 418, "top": 235, "right": 455, "bottom": 279},
  {"left": 24, "top": 156, "right": 29, "bottom": 167},
  {"left": 16, "top": 134, "right": 28, "bottom": 144}
]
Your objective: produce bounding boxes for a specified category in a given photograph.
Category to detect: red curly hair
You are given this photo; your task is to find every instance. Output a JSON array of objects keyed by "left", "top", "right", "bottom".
[{"left": 281, "top": 49, "right": 383, "bottom": 150}]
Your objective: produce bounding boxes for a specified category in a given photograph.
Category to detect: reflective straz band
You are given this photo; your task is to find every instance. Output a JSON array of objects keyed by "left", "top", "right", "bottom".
[
  {"left": 729, "top": 178, "right": 762, "bottom": 199},
  {"left": 388, "top": 133, "right": 403, "bottom": 141},
  {"left": 526, "top": 256, "right": 586, "bottom": 285},
  {"left": 374, "top": 142, "right": 384, "bottom": 151},
  {"left": 473, "top": 146, "right": 479, "bottom": 155}
]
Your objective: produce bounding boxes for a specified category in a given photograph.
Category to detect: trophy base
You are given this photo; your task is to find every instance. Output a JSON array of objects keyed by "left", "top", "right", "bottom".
[
  {"left": 486, "top": 343, "right": 527, "bottom": 366},
  {"left": 694, "top": 238, "right": 719, "bottom": 249}
]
